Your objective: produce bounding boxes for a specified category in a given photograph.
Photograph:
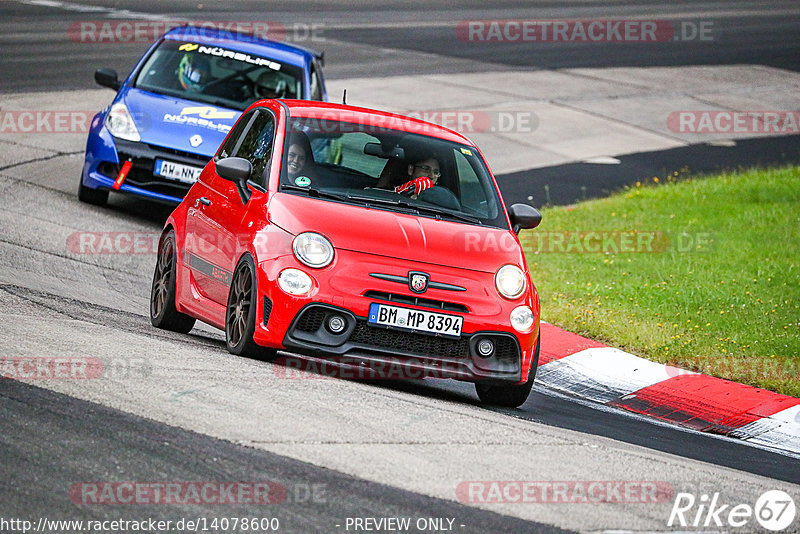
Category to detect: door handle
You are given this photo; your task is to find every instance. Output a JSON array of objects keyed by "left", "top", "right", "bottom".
[{"left": 195, "top": 197, "right": 211, "bottom": 208}]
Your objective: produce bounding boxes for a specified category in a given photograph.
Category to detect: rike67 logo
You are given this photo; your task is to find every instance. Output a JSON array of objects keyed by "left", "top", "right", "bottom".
[{"left": 669, "top": 490, "right": 796, "bottom": 531}]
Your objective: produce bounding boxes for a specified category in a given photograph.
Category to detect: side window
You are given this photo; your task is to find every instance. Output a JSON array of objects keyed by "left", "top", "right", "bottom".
[
  {"left": 230, "top": 111, "right": 276, "bottom": 186},
  {"left": 217, "top": 111, "right": 255, "bottom": 160},
  {"left": 337, "top": 133, "right": 382, "bottom": 175},
  {"left": 455, "top": 149, "right": 491, "bottom": 217}
]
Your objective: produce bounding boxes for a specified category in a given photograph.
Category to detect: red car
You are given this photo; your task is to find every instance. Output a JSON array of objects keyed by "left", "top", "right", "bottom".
[{"left": 150, "top": 100, "right": 542, "bottom": 407}]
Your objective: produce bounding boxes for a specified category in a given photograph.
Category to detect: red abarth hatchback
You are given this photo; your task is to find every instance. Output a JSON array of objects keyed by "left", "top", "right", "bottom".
[{"left": 150, "top": 100, "right": 542, "bottom": 407}]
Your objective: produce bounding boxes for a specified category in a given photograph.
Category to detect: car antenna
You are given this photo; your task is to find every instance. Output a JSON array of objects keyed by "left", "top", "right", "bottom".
[{"left": 342, "top": 89, "right": 347, "bottom": 105}]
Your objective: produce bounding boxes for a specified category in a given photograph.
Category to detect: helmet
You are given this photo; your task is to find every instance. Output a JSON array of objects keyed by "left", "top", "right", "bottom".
[
  {"left": 255, "top": 70, "right": 287, "bottom": 99},
  {"left": 178, "top": 54, "right": 211, "bottom": 91}
]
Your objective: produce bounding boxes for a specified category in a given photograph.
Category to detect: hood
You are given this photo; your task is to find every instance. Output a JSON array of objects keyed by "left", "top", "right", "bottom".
[
  {"left": 120, "top": 88, "right": 241, "bottom": 157},
  {"left": 268, "top": 193, "right": 524, "bottom": 274}
]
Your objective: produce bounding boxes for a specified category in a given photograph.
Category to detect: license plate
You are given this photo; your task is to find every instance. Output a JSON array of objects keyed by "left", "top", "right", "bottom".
[
  {"left": 368, "top": 303, "right": 463, "bottom": 338},
  {"left": 154, "top": 159, "right": 203, "bottom": 184}
]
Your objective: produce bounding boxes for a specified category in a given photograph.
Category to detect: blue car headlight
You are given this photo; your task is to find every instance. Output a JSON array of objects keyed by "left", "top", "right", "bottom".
[{"left": 105, "top": 103, "right": 141, "bottom": 142}]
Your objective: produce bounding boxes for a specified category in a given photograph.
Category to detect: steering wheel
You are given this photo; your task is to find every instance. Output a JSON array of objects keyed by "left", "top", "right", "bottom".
[{"left": 417, "top": 186, "right": 461, "bottom": 210}]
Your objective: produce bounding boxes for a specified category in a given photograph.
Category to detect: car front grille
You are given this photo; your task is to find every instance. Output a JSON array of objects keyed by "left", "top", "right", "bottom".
[
  {"left": 350, "top": 320, "right": 470, "bottom": 360},
  {"left": 363, "top": 290, "right": 469, "bottom": 313},
  {"left": 145, "top": 143, "right": 210, "bottom": 163}
]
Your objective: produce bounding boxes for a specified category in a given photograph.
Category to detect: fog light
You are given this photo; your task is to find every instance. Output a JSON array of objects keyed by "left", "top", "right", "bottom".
[
  {"left": 327, "top": 315, "right": 346, "bottom": 334},
  {"left": 278, "top": 268, "right": 313, "bottom": 296},
  {"left": 510, "top": 305, "right": 534, "bottom": 333},
  {"left": 477, "top": 339, "right": 495, "bottom": 357}
]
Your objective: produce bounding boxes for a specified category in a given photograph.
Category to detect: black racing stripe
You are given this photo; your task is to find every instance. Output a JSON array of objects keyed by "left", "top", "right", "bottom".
[{"left": 184, "top": 252, "right": 232, "bottom": 285}]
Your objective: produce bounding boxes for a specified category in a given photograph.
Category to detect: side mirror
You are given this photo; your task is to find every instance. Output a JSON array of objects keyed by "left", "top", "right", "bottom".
[
  {"left": 509, "top": 203, "right": 542, "bottom": 234},
  {"left": 94, "top": 68, "right": 121, "bottom": 90},
  {"left": 215, "top": 157, "right": 253, "bottom": 204}
]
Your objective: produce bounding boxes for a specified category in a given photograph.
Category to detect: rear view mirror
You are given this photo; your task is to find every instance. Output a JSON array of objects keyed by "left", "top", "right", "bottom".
[
  {"left": 215, "top": 157, "right": 253, "bottom": 204},
  {"left": 364, "top": 143, "right": 405, "bottom": 159},
  {"left": 509, "top": 203, "right": 542, "bottom": 234},
  {"left": 94, "top": 68, "right": 121, "bottom": 90},
  {"left": 215, "top": 157, "right": 252, "bottom": 183}
]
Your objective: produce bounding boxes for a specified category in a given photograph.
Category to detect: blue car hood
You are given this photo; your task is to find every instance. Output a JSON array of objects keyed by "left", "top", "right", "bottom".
[{"left": 122, "top": 88, "right": 241, "bottom": 157}]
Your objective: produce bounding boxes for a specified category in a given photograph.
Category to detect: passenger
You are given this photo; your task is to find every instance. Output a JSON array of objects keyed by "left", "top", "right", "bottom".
[{"left": 286, "top": 134, "right": 312, "bottom": 180}]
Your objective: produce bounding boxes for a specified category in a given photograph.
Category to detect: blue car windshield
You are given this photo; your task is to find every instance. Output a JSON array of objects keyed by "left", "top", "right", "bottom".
[{"left": 134, "top": 40, "right": 304, "bottom": 111}]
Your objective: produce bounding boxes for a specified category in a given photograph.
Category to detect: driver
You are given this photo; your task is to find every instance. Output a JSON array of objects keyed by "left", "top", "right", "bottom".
[
  {"left": 394, "top": 156, "right": 441, "bottom": 197},
  {"left": 255, "top": 70, "right": 287, "bottom": 99},
  {"left": 177, "top": 53, "right": 211, "bottom": 92}
]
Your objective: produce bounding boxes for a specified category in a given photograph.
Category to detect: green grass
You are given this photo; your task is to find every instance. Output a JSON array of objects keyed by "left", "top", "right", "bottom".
[{"left": 520, "top": 166, "right": 800, "bottom": 397}]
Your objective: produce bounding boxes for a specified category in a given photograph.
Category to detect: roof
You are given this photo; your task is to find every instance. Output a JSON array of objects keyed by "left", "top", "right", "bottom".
[
  {"left": 277, "top": 100, "right": 475, "bottom": 145},
  {"left": 162, "top": 26, "right": 321, "bottom": 68}
]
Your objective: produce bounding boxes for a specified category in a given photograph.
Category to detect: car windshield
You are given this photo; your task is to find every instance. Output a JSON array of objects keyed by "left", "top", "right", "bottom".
[
  {"left": 134, "top": 40, "right": 304, "bottom": 111},
  {"left": 279, "top": 117, "right": 508, "bottom": 229}
]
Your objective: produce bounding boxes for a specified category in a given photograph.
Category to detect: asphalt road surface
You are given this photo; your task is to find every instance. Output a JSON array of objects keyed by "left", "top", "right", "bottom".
[
  {"left": 2, "top": 0, "right": 799, "bottom": 93},
  {"left": 1, "top": 1, "right": 799, "bottom": 532}
]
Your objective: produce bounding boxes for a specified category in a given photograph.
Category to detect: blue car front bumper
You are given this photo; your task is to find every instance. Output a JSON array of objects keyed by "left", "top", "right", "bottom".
[{"left": 81, "top": 114, "right": 211, "bottom": 205}]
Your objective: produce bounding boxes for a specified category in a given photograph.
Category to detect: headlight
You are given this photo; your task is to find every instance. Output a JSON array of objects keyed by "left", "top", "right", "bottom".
[
  {"left": 495, "top": 264, "right": 526, "bottom": 299},
  {"left": 278, "top": 268, "right": 313, "bottom": 296},
  {"left": 292, "top": 232, "right": 334, "bottom": 268},
  {"left": 510, "top": 306, "right": 534, "bottom": 333},
  {"left": 105, "top": 102, "right": 141, "bottom": 142}
]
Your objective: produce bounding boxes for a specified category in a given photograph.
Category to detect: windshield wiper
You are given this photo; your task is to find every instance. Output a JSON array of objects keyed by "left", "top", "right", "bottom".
[
  {"left": 346, "top": 194, "right": 414, "bottom": 208},
  {"left": 413, "top": 204, "right": 482, "bottom": 224},
  {"left": 281, "top": 184, "right": 350, "bottom": 202},
  {"left": 345, "top": 194, "right": 482, "bottom": 224},
  {"left": 344, "top": 194, "right": 421, "bottom": 214}
]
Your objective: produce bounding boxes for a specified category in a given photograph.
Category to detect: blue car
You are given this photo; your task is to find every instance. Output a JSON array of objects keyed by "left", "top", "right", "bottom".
[{"left": 79, "top": 26, "right": 327, "bottom": 206}]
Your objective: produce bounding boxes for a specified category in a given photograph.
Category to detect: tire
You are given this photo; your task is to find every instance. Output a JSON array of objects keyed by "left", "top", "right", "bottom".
[
  {"left": 225, "top": 254, "right": 276, "bottom": 360},
  {"left": 150, "top": 230, "right": 196, "bottom": 333},
  {"left": 475, "top": 332, "right": 540, "bottom": 408},
  {"left": 78, "top": 178, "right": 109, "bottom": 207}
]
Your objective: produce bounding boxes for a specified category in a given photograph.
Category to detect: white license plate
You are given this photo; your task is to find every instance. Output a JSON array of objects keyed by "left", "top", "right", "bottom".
[
  {"left": 368, "top": 303, "right": 463, "bottom": 338},
  {"left": 154, "top": 159, "right": 203, "bottom": 184}
]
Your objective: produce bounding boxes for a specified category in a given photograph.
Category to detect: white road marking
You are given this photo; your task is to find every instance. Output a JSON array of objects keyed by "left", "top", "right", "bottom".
[{"left": 16, "top": 0, "right": 171, "bottom": 20}]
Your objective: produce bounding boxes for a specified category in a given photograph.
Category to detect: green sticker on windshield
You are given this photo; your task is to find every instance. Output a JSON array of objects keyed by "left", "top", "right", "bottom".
[
  {"left": 460, "top": 148, "right": 473, "bottom": 156},
  {"left": 294, "top": 176, "right": 311, "bottom": 187}
]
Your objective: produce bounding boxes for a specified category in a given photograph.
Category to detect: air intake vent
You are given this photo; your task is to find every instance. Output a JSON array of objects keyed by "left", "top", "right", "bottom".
[
  {"left": 363, "top": 291, "right": 468, "bottom": 313},
  {"left": 263, "top": 296, "right": 274, "bottom": 327}
]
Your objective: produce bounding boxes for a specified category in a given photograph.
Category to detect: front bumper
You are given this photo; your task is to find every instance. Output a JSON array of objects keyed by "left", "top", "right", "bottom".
[
  {"left": 280, "top": 302, "right": 524, "bottom": 383},
  {"left": 252, "top": 251, "right": 539, "bottom": 385},
  {"left": 82, "top": 128, "right": 210, "bottom": 204}
]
